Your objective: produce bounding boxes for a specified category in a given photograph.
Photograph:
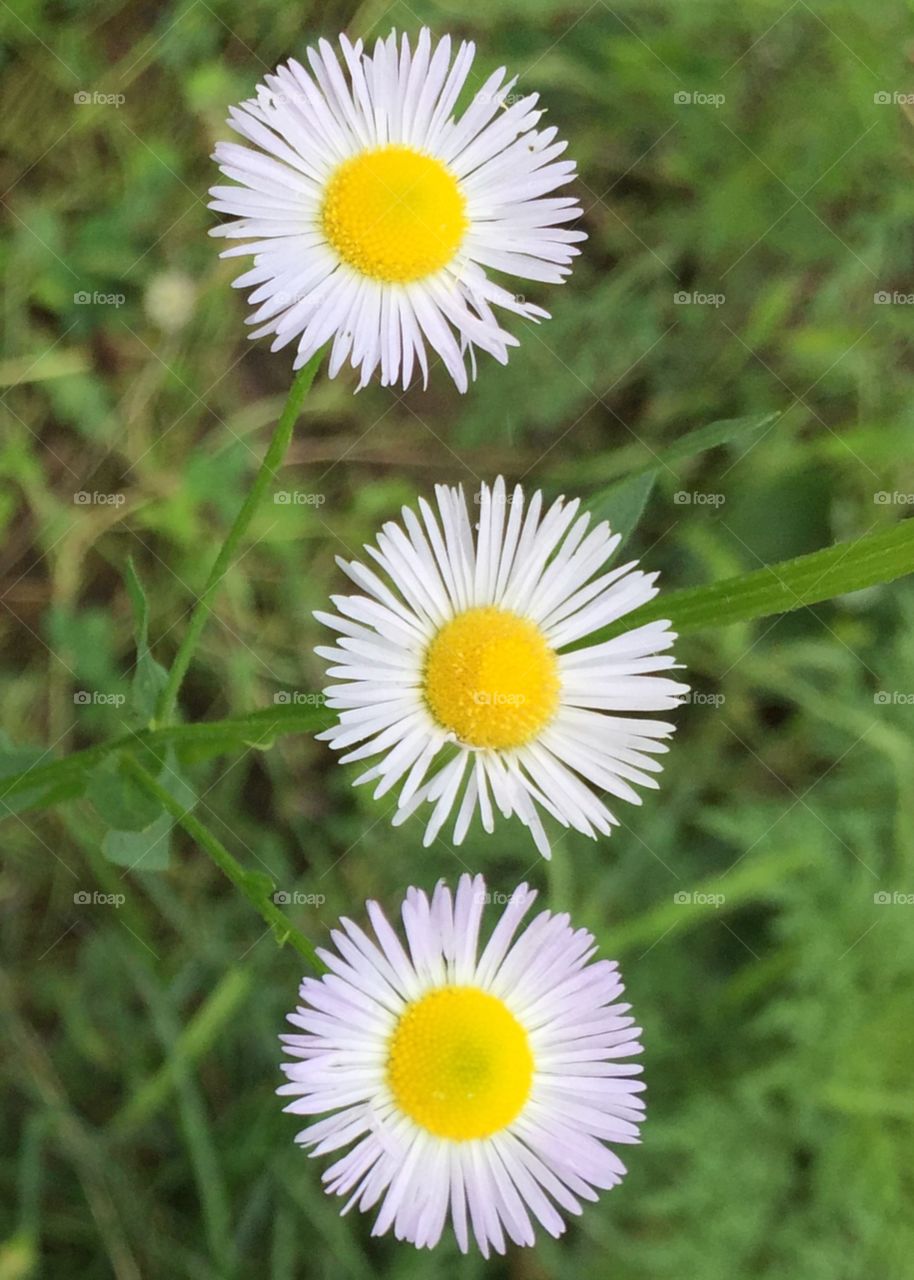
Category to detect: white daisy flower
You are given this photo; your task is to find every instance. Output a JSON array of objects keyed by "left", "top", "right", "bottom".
[
  {"left": 316, "top": 476, "right": 688, "bottom": 858},
  {"left": 280, "top": 873, "right": 645, "bottom": 1255},
  {"left": 209, "top": 28, "right": 585, "bottom": 391}
]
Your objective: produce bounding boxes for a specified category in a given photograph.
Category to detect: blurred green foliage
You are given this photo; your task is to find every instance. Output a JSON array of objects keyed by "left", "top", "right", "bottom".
[{"left": 2, "top": 0, "right": 914, "bottom": 1277}]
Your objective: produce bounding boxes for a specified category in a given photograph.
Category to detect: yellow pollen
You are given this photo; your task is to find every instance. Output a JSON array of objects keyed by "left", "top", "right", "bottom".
[
  {"left": 321, "top": 145, "right": 468, "bottom": 283},
  {"left": 423, "top": 606, "right": 560, "bottom": 750},
  {"left": 386, "top": 986, "right": 534, "bottom": 1140}
]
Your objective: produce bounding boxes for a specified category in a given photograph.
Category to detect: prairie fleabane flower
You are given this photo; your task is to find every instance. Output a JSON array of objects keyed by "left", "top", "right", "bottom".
[
  {"left": 316, "top": 477, "right": 688, "bottom": 857},
  {"left": 279, "top": 874, "right": 645, "bottom": 1255},
  {"left": 209, "top": 29, "right": 584, "bottom": 391}
]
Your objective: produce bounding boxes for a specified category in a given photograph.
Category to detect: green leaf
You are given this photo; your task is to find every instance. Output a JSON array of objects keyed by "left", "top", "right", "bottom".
[
  {"left": 0, "top": 703, "right": 328, "bottom": 820},
  {"left": 609, "top": 517, "right": 914, "bottom": 638},
  {"left": 0, "top": 732, "right": 46, "bottom": 780},
  {"left": 124, "top": 557, "right": 169, "bottom": 726},
  {"left": 553, "top": 411, "right": 782, "bottom": 488},
  {"left": 97, "top": 749, "right": 195, "bottom": 870},
  {"left": 584, "top": 413, "right": 780, "bottom": 554},
  {"left": 102, "top": 809, "right": 173, "bottom": 871},
  {"left": 88, "top": 754, "right": 162, "bottom": 832},
  {"left": 655, "top": 411, "right": 781, "bottom": 473},
  {"left": 588, "top": 469, "right": 658, "bottom": 546},
  {"left": 0, "top": 744, "right": 91, "bottom": 816},
  {"left": 2, "top": 512, "right": 912, "bottom": 833}
]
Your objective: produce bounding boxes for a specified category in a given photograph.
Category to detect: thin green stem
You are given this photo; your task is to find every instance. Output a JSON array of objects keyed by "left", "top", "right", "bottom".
[
  {"left": 155, "top": 351, "right": 324, "bottom": 726},
  {"left": 122, "top": 756, "right": 325, "bottom": 973},
  {"left": 5, "top": 518, "right": 913, "bottom": 824}
]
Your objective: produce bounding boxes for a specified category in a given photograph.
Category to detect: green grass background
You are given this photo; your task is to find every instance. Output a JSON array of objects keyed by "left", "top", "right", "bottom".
[{"left": 3, "top": 0, "right": 914, "bottom": 1276}]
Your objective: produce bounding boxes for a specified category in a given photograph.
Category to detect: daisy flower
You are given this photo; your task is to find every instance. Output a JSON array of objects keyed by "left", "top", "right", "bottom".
[
  {"left": 209, "top": 28, "right": 585, "bottom": 391},
  {"left": 316, "top": 477, "right": 688, "bottom": 857},
  {"left": 279, "top": 873, "right": 645, "bottom": 1255}
]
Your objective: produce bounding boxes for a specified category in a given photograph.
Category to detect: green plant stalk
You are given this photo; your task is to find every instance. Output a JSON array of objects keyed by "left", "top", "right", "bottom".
[
  {"left": 4, "top": 519, "right": 913, "bottom": 823},
  {"left": 122, "top": 756, "right": 325, "bottom": 974},
  {"left": 0, "top": 703, "right": 329, "bottom": 815},
  {"left": 154, "top": 351, "right": 323, "bottom": 727},
  {"left": 110, "top": 969, "right": 254, "bottom": 1138},
  {"left": 594, "top": 515, "right": 914, "bottom": 641}
]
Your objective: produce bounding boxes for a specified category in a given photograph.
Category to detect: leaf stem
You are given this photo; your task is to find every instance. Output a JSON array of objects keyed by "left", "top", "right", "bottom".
[
  {"left": 155, "top": 352, "right": 323, "bottom": 726},
  {"left": 122, "top": 755, "right": 325, "bottom": 973}
]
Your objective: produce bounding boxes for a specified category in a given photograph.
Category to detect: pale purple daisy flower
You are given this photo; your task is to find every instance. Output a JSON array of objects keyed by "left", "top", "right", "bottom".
[{"left": 279, "top": 874, "right": 645, "bottom": 1255}]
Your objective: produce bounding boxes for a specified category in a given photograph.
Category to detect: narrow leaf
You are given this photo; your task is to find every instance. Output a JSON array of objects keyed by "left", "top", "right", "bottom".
[
  {"left": 124, "top": 556, "right": 168, "bottom": 726},
  {"left": 613, "top": 518, "right": 914, "bottom": 639},
  {"left": 656, "top": 411, "right": 780, "bottom": 473},
  {"left": 103, "top": 810, "right": 173, "bottom": 871},
  {"left": 588, "top": 469, "right": 658, "bottom": 546}
]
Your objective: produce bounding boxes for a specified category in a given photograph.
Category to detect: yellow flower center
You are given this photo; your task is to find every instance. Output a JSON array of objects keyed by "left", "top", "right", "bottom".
[
  {"left": 321, "top": 145, "right": 468, "bottom": 283},
  {"left": 423, "top": 606, "right": 561, "bottom": 750},
  {"left": 386, "top": 985, "right": 534, "bottom": 1140}
]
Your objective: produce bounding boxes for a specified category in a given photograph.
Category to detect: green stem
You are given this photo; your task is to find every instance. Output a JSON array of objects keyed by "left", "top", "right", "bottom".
[
  {"left": 0, "top": 703, "right": 329, "bottom": 818},
  {"left": 122, "top": 756, "right": 325, "bottom": 973},
  {"left": 155, "top": 351, "right": 323, "bottom": 726},
  {"left": 5, "top": 518, "right": 913, "bottom": 824}
]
